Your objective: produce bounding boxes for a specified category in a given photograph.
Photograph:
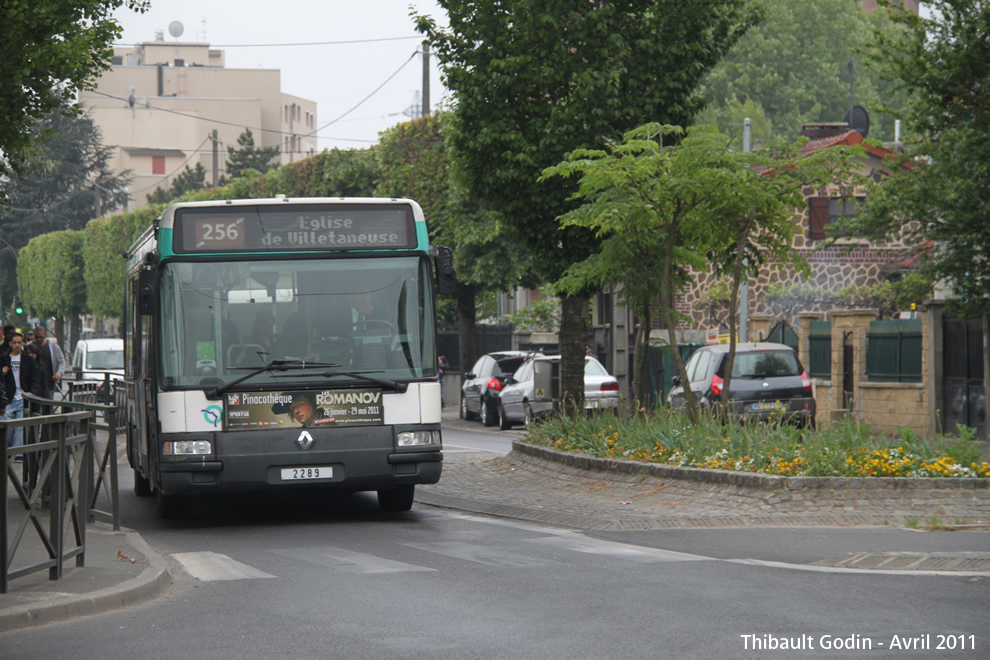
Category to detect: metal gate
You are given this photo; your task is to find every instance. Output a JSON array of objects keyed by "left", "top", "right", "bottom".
[
  {"left": 843, "top": 331, "right": 855, "bottom": 410},
  {"left": 766, "top": 320, "right": 799, "bottom": 351},
  {"left": 942, "top": 317, "right": 985, "bottom": 437}
]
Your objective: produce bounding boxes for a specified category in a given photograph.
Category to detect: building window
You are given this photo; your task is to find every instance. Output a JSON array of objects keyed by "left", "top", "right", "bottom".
[
  {"left": 808, "top": 196, "right": 864, "bottom": 240},
  {"left": 152, "top": 155, "right": 165, "bottom": 175}
]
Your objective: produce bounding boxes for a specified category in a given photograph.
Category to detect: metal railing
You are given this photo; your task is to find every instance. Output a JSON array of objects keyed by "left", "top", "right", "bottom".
[{"left": 1, "top": 381, "right": 124, "bottom": 593}]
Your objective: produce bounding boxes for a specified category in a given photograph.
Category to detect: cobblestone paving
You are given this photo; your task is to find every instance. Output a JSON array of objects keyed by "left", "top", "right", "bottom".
[{"left": 418, "top": 451, "right": 930, "bottom": 531}]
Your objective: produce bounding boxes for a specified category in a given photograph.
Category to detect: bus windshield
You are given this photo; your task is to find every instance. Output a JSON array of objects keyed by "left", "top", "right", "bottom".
[{"left": 158, "top": 256, "right": 437, "bottom": 388}]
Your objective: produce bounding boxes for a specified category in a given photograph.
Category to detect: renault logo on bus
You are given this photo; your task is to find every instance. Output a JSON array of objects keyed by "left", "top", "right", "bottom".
[{"left": 297, "top": 430, "right": 314, "bottom": 450}]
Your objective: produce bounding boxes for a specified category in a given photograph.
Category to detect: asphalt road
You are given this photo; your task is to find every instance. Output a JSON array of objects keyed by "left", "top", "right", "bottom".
[{"left": 1, "top": 425, "right": 987, "bottom": 659}]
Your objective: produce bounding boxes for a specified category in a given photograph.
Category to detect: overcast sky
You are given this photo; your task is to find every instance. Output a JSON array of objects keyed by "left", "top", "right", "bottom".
[{"left": 112, "top": 0, "right": 449, "bottom": 151}]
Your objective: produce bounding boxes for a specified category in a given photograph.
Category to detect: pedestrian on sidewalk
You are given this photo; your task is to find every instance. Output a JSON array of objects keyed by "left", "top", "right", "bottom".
[
  {"left": 2, "top": 332, "right": 42, "bottom": 459},
  {"left": 438, "top": 355, "right": 448, "bottom": 408},
  {"left": 0, "top": 325, "right": 14, "bottom": 357},
  {"left": 32, "top": 325, "right": 64, "bottom": 400}
]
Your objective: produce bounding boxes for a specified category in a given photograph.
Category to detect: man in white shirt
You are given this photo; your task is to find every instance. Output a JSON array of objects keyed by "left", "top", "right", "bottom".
[{"left": 2, "top": 332, "right": 42, "bottom": 460}]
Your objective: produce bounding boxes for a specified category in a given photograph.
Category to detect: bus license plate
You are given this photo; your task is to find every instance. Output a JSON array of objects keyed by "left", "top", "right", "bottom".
[{"left": 281, "top": 466, "right": 333, "bottom": 481}]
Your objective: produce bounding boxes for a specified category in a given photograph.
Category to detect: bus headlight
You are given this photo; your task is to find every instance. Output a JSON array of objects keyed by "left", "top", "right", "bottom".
[
  {"left": 396, "top": 430, "right": 440, "bottom": 447},
  {"left": 164, "top": 440, "right": 213, "bottom": 455}
]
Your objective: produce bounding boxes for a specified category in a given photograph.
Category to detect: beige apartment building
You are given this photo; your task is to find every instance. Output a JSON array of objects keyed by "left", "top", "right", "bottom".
[{"left": 81, "top": 31, "right": 317, "bottom": 211}]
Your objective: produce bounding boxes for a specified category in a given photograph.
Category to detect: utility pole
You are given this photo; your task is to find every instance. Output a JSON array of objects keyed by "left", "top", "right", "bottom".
[
  {"left": 212, "top": 129, "right": 219, "bottom": 186},
  {"left": 739, "top": 117, "right": 751, "bottom": 342},
  {"left": 849, "top": 61, "right": 855, "bottom": 130},
  {"left": 421, "top": 41, "right": 431, "bottom": 118}
]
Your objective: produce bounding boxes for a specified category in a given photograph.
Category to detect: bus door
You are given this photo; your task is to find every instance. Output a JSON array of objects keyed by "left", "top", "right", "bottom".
[{"left": 128, "top": 274, "right": 155, "bottom": 484}]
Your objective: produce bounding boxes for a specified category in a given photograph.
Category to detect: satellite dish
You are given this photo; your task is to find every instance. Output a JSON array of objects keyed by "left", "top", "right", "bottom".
[
  {"left": 843, "top": 105, "right": 870, "bottom": 139},
  {"left": 168, "top": 21, "right": 184, "bottom": 39}
]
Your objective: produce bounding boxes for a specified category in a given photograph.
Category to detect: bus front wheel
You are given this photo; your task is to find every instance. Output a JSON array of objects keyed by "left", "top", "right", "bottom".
[{"left": 377, "top": 485, "right": 415, "bottom": 512}]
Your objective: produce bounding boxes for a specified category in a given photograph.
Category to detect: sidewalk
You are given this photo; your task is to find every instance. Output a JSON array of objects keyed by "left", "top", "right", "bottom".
[
  {"left": 2, "top": 409, "right": 987, "bottom": 633},
  {"left": 0, "top": 484, "right": 170, "bottom": 633}
]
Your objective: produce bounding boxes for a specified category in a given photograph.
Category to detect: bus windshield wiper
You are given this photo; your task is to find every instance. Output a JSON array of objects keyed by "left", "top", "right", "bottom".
[
  {"left": 317, "top": 369, "right": 408, "bottom": 393},
  {"left": 205, "top": 360, "right": 340, "bottom": 399},
  {"left": 205, "top": 361, "right": 408, "bottom": 398}
]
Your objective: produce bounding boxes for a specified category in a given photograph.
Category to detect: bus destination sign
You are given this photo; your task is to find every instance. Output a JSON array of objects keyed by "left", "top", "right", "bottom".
[{"left": 174, "top": 204, "right": 415, "bottom": 253}]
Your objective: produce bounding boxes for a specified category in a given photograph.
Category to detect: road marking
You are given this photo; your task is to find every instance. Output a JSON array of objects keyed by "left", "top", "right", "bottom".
[
  {"left": 271, "top": 547, "right": 436, "bottom": 574},
  {"left": 404, "top": 541, "right": 563, "bottom": 568},
  {"left": 172, "top": 551, "right": 275, "bottom": 581},
  {"left": 527, "top": 536, "right": 714, "bottom": 563},
  {"left": 728, "top": 557, "right": 990, "bottom": 577}
]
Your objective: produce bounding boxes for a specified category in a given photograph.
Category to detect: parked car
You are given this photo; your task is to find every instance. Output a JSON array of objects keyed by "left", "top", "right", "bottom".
[
  {"left": 498, "top": 354, "right": 620, "bottom": 429},
  {"left": 666, "top": 342, "right": 815, "bottom": 427},
  {"left": 72, "top": 338, "right": 124, "bottom": 402},
  {"left": 461, "top": 351, "right": 531, "bottom": 426}
]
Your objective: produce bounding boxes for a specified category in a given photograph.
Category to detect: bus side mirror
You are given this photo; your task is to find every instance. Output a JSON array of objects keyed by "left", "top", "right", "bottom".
[
  {"left": 138, "top": 269, "right": 158, "bottom": 316},
  {"left": 433, "top": 246, "right": 456, "bottom": 296}
]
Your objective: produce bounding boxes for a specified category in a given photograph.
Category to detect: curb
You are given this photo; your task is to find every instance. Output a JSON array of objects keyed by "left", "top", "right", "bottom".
[
  {"left": 0, "top": 530, "right": 171, "bottom": 634},
  {"left": 512, "top": 441, "right": 990, "bottom": 492}
]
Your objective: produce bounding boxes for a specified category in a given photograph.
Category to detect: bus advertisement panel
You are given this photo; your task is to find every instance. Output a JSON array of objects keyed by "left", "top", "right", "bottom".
[{"left": 224, "top": 389, "right": 385, "bottom": 429}]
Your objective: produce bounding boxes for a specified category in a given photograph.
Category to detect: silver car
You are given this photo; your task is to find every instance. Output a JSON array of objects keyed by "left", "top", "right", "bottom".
[{"left": 498, "top": 354, "right": 619, "bottom": 428}]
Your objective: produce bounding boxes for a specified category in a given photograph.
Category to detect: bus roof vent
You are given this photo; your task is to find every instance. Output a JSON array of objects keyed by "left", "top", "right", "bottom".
[{"left": 275, "top": 194, "right": 287, "bottom": 201}]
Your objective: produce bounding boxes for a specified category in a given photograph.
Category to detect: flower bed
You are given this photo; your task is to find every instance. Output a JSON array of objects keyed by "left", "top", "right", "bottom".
[{"left": 525, "top": 407, "right": 990, "bottom": 479}]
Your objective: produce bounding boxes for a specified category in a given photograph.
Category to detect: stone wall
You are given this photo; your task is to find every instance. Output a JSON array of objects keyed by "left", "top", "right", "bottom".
[{"left": 859, "top": 382, "right": 927, "bottom": 435}]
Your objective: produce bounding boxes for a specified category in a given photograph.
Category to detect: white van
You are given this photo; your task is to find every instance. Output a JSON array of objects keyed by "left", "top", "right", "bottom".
[{"left": 72, "top": 338, "right": 125, "bottom": 382}]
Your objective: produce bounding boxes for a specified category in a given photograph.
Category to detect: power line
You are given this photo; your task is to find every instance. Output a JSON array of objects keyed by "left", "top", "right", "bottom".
[
  {"left": 308, "top": 50, "right": 420, "bottom": 137},
  {"left": 114, "top": 35, "right": 421, "bottom": 48},
  {"left": 86, "top": 90, "right": 312, "bottom": 139}
]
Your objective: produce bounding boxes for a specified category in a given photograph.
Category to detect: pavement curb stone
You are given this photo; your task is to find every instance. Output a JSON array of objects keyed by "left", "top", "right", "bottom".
[
  {"left": 512, "top": 440, "right": 990, "bottom": 492},
  {"left": 0, "top": 528, "right": 171, "bottom": 634}
]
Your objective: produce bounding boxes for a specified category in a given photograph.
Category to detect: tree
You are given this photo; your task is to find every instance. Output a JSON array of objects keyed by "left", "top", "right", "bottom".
[
  {"left": 230, "top": 147, "right": 378, "bottom": 199},
  {"left": 0, "top": 110, "right": 130, "bottom": 313},
  {"left": 0, "top": 0, "right": 147, "bottom": 184},
  {"left": 544, "top": 123, "right": 865, "bottom": 420},
  {"left": 417, "top": 0, "right": 759, "bottom": 415},
  {"left": 375, "top": 115, "right": 536, "bottom": 372},
  {"left": 17, "top": 230, "right": 87, "bottom": 348},
  {"left": 225, "top": 128, "right": 279, "bottom": 180},
  {"left": 83, "top": 207, "right": 159, "bottom": 318},
  {"left": 845, "top": 0, "right": 990, "bottom": 316},
  {"left": 146, "top": 163, "right": 208, "bottom": 205},
  {"left": 699, "top": 0, "right": 908, "bottom": 143}
]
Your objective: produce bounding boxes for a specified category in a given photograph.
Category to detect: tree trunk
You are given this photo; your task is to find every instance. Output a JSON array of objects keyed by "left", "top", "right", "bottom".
[
  {"left": 657, "top": 236, "right": 697, "bottom": 424},
  {"left": 722, "top": 208, "right": 758, "bottom": 408},
  {"left": 69, "top": 313, "right": 82, "bottom": 361},
  {"left": 54, "top": 317, "right": 65, "bottom": 349},
  {"left": 559, "top": 293, "right": 589, "bottom": 418},
  {"left": 633, "top": 302, "right": 651, "bottom": 407}
]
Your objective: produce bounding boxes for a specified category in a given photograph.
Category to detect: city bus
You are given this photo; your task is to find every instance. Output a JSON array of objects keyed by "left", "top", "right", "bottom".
[{"left": 124, "top": 197, "right": 455, "bottom": 518}]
